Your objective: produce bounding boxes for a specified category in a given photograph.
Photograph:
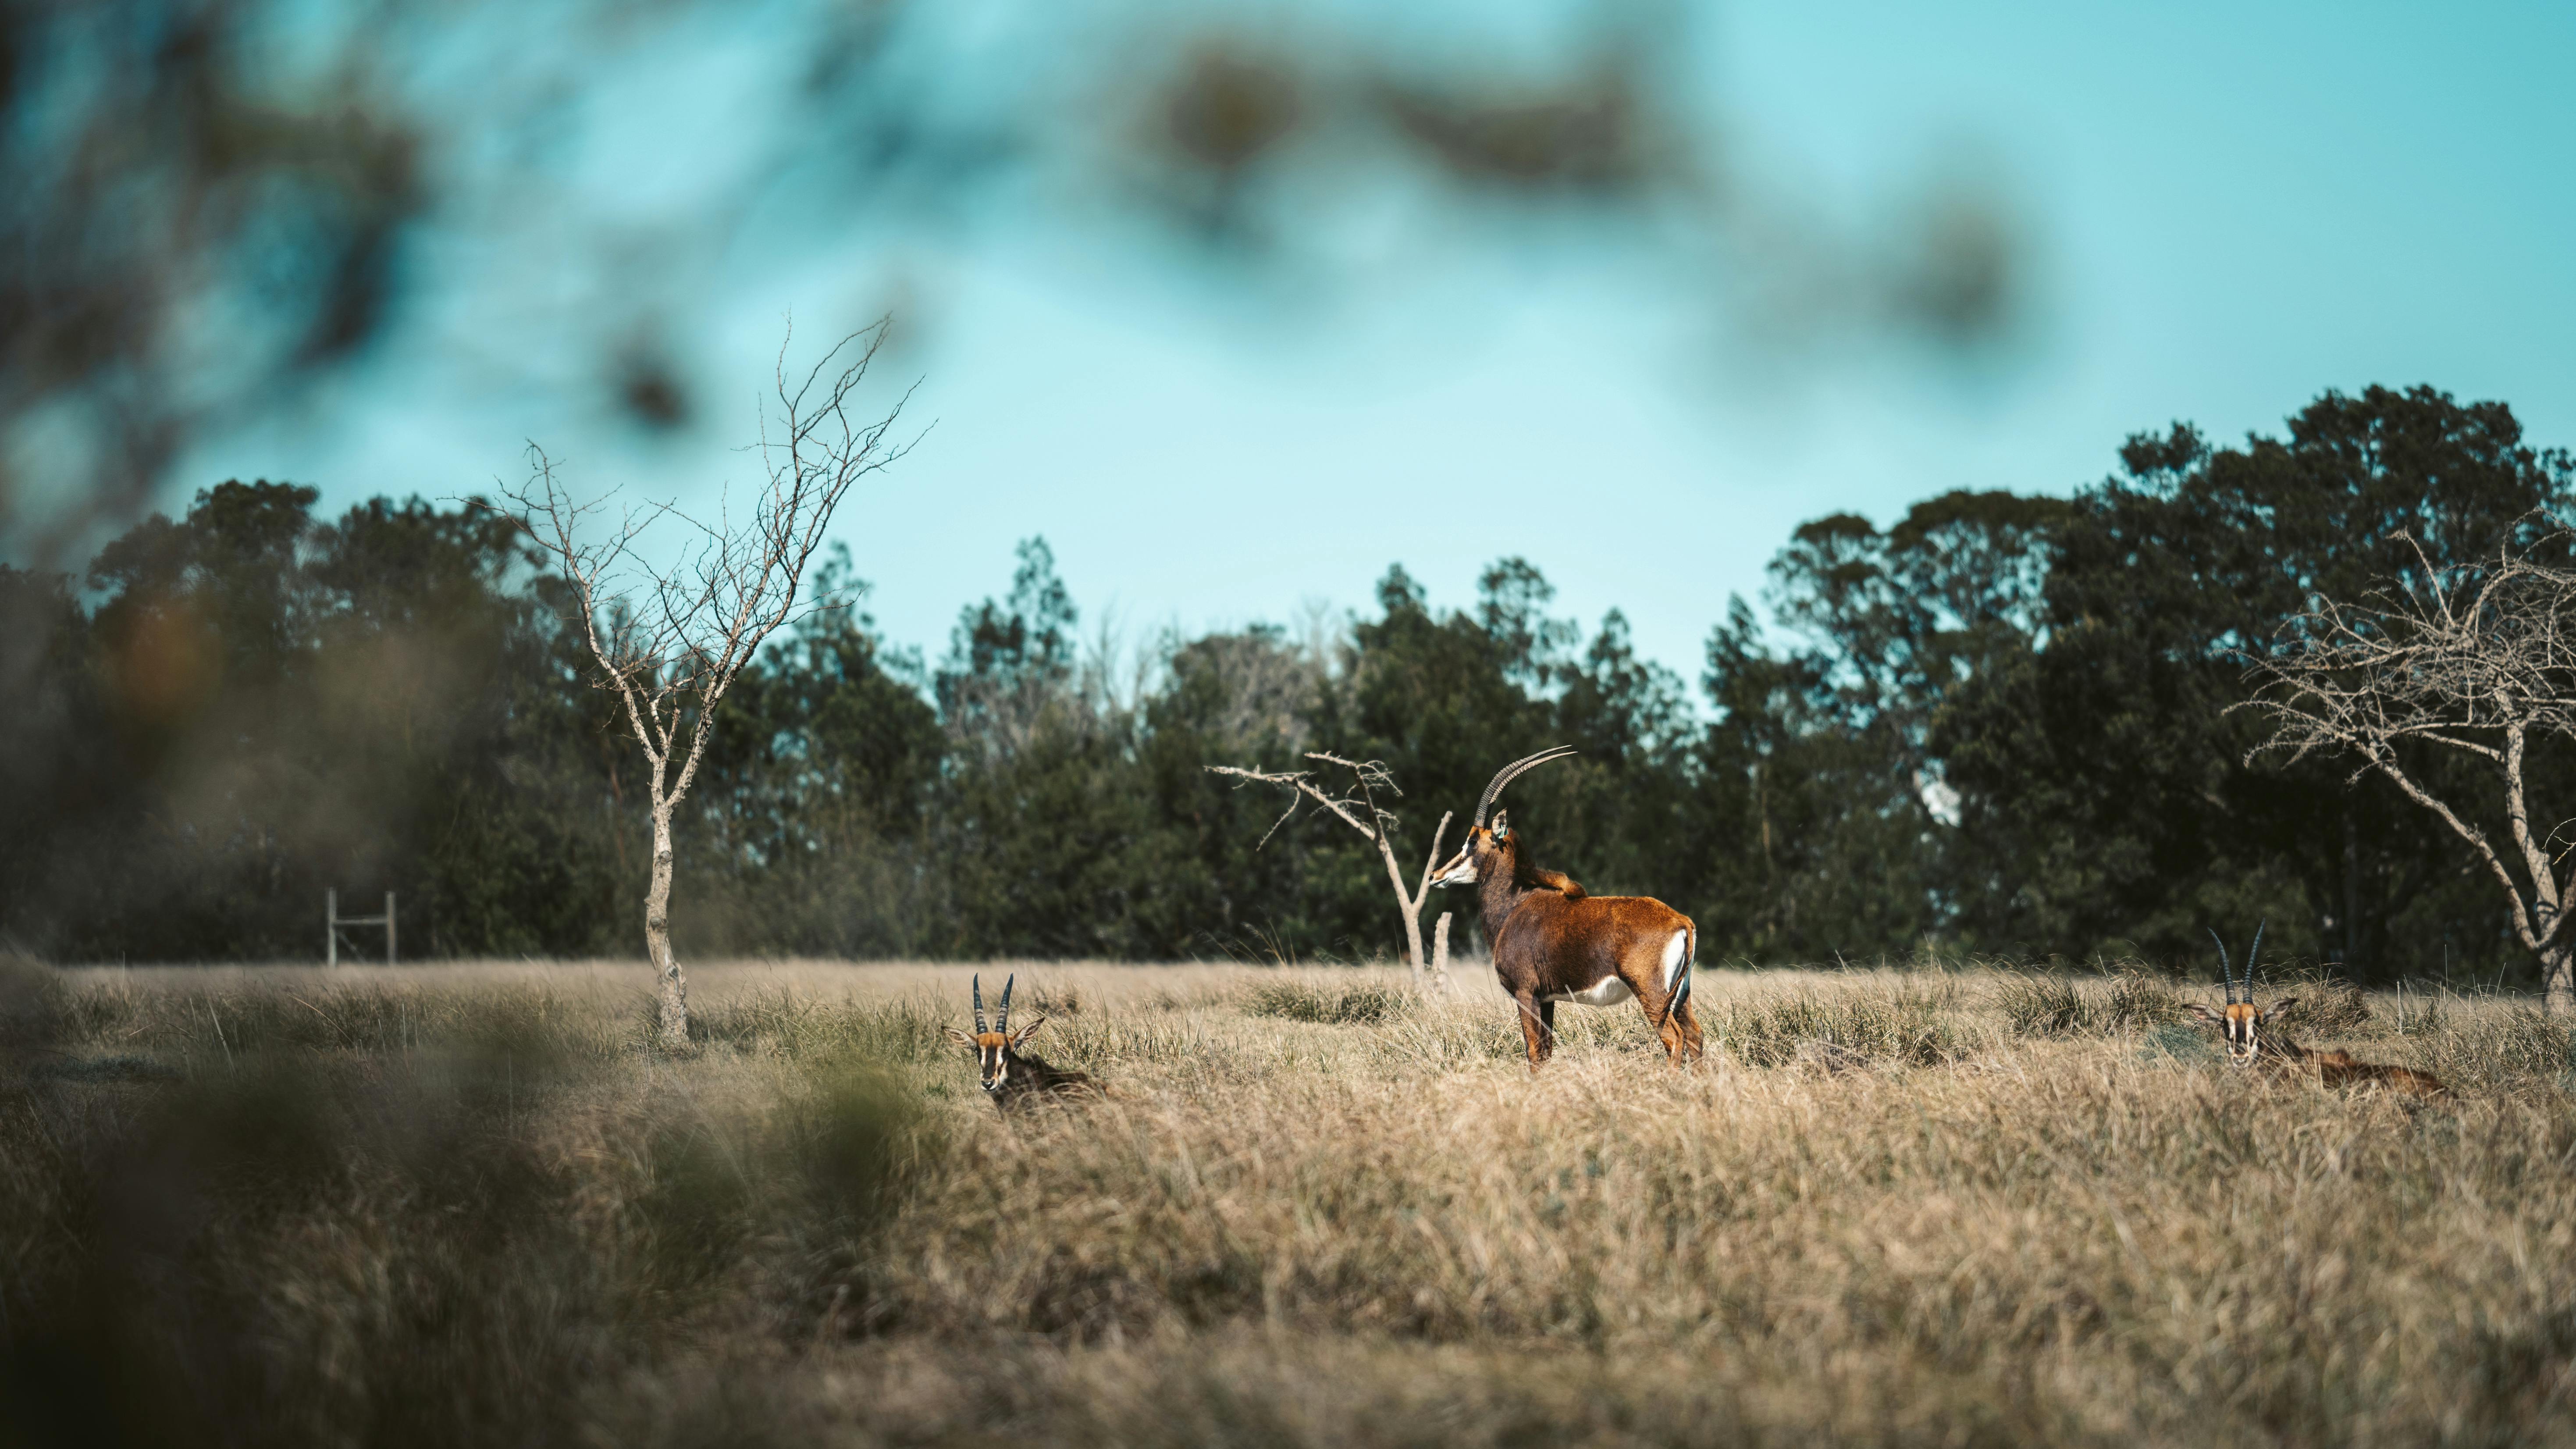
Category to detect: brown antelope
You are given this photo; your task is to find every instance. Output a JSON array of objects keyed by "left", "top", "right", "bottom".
[
  {"left": 1429, "top": 747, "right": 1703, "bottom": 1068},
  {"left": 2183, "top": 927, "right": 2448, "bottom": 1099},
  {"left": 942, "top": 974, "right": 1101, "bottom": 1111}
]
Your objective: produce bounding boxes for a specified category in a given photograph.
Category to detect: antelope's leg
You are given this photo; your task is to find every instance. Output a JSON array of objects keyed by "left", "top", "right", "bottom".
[
  {"left": 1641, "top": 928, "right": 1697, "bottom": 1066},
  {"left": 1673, "top": 995, "right": 1704, "bottom": 1065},
  {"left": 1639, "top": 979, "right": 1689, "bottom": 1065},
  {"left": 1513, "top": 991, "right": 1552, "bottom": 1067}
]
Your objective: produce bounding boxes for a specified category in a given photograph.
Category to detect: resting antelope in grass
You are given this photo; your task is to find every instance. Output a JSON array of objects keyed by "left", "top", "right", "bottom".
[
  {"left": 942, "top": 975, "right": 1101, "bottom": 1111},
  {"left": 2184, "top": 926, "right": 2448, "bottom": 1099},
  {"left": 1429, "top": 747, "right": 1702, "bottom": 1068}
]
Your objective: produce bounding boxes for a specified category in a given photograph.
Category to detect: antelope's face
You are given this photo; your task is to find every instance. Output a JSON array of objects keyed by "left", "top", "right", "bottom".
[
  {"left": 2184, "top": 998, "right": 2296, "bottom": 1065},
  {"left": 1430, "top": 813, "right": 1512, "bottom": 888},
  {"left": 948, "top": 1029, "right": 1014, "bottom": 1091},
  {"left": 942, "top": 1021, "right": 1048, "bottom": 1093}
]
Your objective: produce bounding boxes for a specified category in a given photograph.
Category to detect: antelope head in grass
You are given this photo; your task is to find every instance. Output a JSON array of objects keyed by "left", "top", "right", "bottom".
[
  {"left": 1428, "top": 746, "right": 1702, "bottom": 1069},
  {"left": 2183, "top": 926, "right": 2448, "bottom": 1098},
  {"left": 942, "top": 974, "right": 1100, "bottom": 1111}
]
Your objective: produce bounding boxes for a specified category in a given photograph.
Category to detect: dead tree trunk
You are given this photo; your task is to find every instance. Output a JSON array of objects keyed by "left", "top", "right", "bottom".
[
  {"left": 647, "top": 805, "right": 682, "bottom": 1038},
  {"left": 1208, "top": 755, "right": 1450, "bottom": 983},
  {"left": 1377, "top": 831, "right": 1427, "bottom": 983},
  {"left": 489, "top": 321, "right": 916, "bottom": 1048}
]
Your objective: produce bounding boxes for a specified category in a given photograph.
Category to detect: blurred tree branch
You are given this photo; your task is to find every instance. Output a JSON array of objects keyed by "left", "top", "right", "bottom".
[
  {"left": 1, "top": 0, "right": 424, "bottom": 557},
  {"left": 2, "top": 0, "right": 2027, "bottom": 558}
]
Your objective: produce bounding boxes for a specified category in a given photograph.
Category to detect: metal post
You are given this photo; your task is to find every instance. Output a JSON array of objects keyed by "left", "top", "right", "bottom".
[
  {"left": 385, "top": 892, "right": 397, "bottom": 966},
  {"left": 327, "top": 889, "right": 338, "bottom": 968}
]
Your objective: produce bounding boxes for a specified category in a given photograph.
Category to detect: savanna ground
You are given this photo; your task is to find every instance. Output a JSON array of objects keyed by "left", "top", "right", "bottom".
[{"left": 4, "top": 956, "right": 2574, "bottom": 1448}]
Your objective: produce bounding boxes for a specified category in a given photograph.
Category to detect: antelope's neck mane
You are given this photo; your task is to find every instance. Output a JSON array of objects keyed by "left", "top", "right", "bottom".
[
  {"left": 1476, "top": 836, "right": 1587, "bottom": 941},
  {"left": 1522, "top": 867, "right": 1586, "bottom": 899}
]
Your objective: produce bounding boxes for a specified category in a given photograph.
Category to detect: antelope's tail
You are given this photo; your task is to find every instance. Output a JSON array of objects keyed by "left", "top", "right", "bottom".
[{"left": 1660, "top": 925, "right": 1695, "bottom": 1027}]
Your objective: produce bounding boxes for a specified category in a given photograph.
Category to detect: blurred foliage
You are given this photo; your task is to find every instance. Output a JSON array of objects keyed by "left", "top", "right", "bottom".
[
  {"left": 0, "top": 384, "right": 2566, "bottom": 981},
  {"left": 1, "top": 0, "right": 2028, "bottom": 556},
  {"left": 0, "top": 480, "right": 620, "bottom": 960},
  {"left": 2, "top": 0, "right": 424, "bottom": 554},
  {"left": 0, "top": 972, "right": 936, "bottom": 1447}
]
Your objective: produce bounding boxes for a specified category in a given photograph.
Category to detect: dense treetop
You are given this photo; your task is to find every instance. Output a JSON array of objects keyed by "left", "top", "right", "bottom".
[{"left": 3, "top": 385, "right": 2565, "bottom": 981}]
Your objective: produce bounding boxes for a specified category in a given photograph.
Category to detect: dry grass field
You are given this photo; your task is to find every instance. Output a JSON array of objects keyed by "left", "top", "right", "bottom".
[{"left": 5, "top": 955, "right": 2575, "bottom": 1447}]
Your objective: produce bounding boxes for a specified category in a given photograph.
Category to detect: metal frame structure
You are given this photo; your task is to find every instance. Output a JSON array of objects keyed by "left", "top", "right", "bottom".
[{"left": 327, "top": 889, "right": 397, "bottom": 966}]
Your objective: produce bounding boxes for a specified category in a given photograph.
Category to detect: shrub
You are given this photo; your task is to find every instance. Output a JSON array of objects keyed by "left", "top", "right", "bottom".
[
  {"left": 1996, "top": 969, "right": 2179, "bottom": 1037},
  {"left": 1994, "top": 972, "right": 2086, "bottom": 1037},
  {"left": 1708, "top": 985, "right": 1963, "bottom": 1067},
  {"left": 2258, "top": 969, "right": 2373, "bottom": 1035},
  {"left": 1243, "top": 980, "right": 1413, "bottom": 1026}
]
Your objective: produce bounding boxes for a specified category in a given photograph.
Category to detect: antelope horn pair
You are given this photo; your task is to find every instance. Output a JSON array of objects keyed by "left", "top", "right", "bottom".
[
  {"left": 973, "top": 973, "right": 1016, "bottom": 1033},
  {"left": 1474, "top": 746, "right": 1579, "bottom": 828},
  {"left": 2207, "top": 920, "right": 2266, "bottom": 1004}
]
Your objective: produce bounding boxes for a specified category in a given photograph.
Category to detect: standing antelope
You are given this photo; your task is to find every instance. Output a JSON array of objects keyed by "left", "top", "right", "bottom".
[
  {"left": 942, "top": 974, "right": 1101, "bottom": 1111},
  {"left": 2184, "top": 926, "right": 2448, "bottom": 1098},
  {"left": 1430, "top": 747, "right": 1703, "bottom": 1068}
]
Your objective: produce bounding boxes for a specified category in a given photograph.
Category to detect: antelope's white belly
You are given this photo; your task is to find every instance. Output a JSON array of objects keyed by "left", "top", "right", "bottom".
[{"left": 1548, "top": 975, "right": 1634, "bottom": 1007}]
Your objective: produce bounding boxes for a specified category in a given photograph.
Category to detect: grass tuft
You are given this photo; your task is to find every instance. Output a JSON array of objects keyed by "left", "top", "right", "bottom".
[
  {"left": 1243, "top": 979, "right": 1414, "bottom": 1025},
  {"left": 1707, "top": 981, "right": 1966, "bottom": 1066},
  {"left": 1996, "top": 968, "right": 2180, "bottom": 1037}
]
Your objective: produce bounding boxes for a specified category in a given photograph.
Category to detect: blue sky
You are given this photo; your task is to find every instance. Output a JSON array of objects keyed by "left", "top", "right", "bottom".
[{"left": 183, "top": 0, "right": 2576, "bottom": 686}]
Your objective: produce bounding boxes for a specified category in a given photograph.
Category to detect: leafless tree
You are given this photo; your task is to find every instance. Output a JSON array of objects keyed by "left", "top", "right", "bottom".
[
  {"left": 1207, "top": 753, "right": 1455, "bottom": 988},
  {"left": 2241, "top": 527, "right": 2576, "bottom": 1012},
  {"left": 491, "top": 324, "right": 917, "bottom": 1047}
]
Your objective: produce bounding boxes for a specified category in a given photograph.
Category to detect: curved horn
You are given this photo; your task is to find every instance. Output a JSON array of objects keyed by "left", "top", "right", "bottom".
[
  {"left": 2207, "top": 929, "right": 2234, "bottom": 1005},
  {"left": 2246, "top": 919, "right": 2266, "bottom": 998},
  {"left": 997, "top": 974, "right": 1015, "bottom": 1033},
  {"left": 1473, "top": 746, "right": 1579, "bottom": 827},
  {"left": 973, "top": 974, "right": 989, "bottom": 1033}
]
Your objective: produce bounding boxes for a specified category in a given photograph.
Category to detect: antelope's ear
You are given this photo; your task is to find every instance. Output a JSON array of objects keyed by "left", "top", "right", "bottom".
[
  {"left": 1010, "top": 1017, "right": 1049, "bottom": 1046},
  {"left": 2260, "top": 997, "right": 2299, "bottom": 1023},
  {"left": 941, "top": 1026, "right": 975, "bottom": 1046},
  {"left": 1491, "top": 811, "right": 1511, "bottom": 841},
  {"left": 2182, "top": 1004, "right": 2225, "bottom": 1025}
]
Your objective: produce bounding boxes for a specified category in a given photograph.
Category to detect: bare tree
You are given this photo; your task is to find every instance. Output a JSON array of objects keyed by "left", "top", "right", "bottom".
[
  {"left": 1207, "top": 753, "right": 1455, "bottom": 988},
  {"left": 2241, "top": 527, "right": 2576, "bottom": 1012},
  {"left": 492, "top": 324, "right": 917, "bottom": 1047}
]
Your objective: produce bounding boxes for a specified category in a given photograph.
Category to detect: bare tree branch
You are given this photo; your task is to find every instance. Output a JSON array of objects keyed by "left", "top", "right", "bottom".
[
  {"left": 478, "top": 320, "right": 918, "bottom": 1046},
  {"left": 1208, "top": 753, "right": 1448, "bottom": 986},
  {"left": 2239, "top": 520, "right": 2576, "bottom": 1009}
]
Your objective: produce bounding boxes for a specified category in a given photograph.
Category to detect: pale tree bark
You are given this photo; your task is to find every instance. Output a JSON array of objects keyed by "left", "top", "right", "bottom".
[
  {"left": 489, "top": 321, "right": 917, "bottom": 1047},
  {"left": 1208, "top": 754, "right": 1450, "bottom": 985},
  {"left": 648, "top": 805, "right": 680, "bottom": 1033},
  {"left": 2242, "top": 525, "right": 2576, "bottom": 1012}
]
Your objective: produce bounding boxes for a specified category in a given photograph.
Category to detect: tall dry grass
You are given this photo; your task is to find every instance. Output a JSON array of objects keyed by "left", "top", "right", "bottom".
[{"left": 4, "top": 956, "right": 2573, "bottom": 1446}]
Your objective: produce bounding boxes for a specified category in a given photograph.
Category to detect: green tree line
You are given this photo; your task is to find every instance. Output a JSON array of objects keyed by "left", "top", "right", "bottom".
[{"left": 2, "top": 384, "right": 2567, "bottom": 980}]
